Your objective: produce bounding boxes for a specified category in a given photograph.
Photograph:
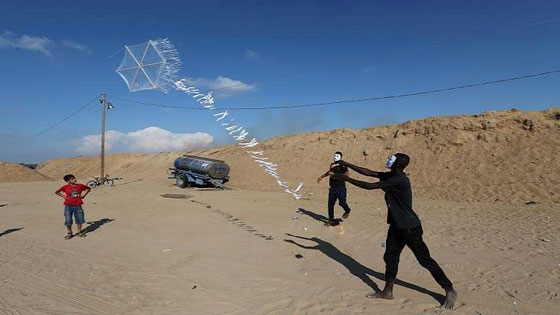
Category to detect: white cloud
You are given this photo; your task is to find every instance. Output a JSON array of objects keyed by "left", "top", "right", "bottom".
[
  {"left": 0, "top": 32, "right": 55, "bottom": 57},
  {"left": 182, "top": 76, "right": 256, "bottom": 98},
  {"left": 362, "top": 66, "right": 375, "bottom": 73},
  {"left": 76, "top": 127, "right": 213, "bottom": 154},
  {"left": 245, "top": 49, "right": 259, "bottom": 60},
  {"left": 0, "top": 31, "right": 91, "bottom": 57},
  {"left": 61, "top": 40, "right": 92, "bottom": 53}
]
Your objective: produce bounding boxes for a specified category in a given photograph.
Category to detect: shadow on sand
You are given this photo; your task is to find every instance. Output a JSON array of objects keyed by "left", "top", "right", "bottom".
[
  {"left": 0, "top": 227, "right": 23, "bottom": 238},
  {"left": 284, "top": 233, "right": 446, "bottom": 305},
  {"left": 297, "top": 207, "right": 330, "bottom": 223},
  {"left": 81, "top": 218, "right": 114, "bottom": 235}
]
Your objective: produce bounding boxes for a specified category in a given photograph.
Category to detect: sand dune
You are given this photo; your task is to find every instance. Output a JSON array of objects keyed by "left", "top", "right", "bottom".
[
  {"left": 36, "top": 107, "right": 560, "bottom": 203},
  {"left": 0, "top": 161, "right": 52, "bottom": 182}
]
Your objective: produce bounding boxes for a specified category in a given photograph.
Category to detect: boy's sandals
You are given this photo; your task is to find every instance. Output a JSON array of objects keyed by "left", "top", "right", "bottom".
[
  {"left": 342, "top": 211, "right": 351, "bottom": 219},
  {"left": 64, "top": 233, "right": 73, "bottom": 240},
  {"left": 77, "top": 232, "right": 86, "bottom": 238},
  {"left": 324, "top": 220, "right": 339, "bottom": 227}
]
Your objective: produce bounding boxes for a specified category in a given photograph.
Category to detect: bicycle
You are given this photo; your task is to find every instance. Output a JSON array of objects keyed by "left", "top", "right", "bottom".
[{"left": 86, "top": 174, "right": 120, "bottom": 188}]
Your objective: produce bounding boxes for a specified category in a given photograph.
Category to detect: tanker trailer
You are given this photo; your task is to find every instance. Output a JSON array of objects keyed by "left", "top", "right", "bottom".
[{"left": 167, "top": 155, "right": 230, "bottom": 188}]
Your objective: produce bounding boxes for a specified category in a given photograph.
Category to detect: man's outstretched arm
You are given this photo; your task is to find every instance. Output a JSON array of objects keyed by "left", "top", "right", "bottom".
[
  {"left": 340, "top": 161, "right": 380, "bottom": 178},
  {"left": 317, "top": 170, "right": 330, "bottom": 183},
  {"left": 330, "top": 173, "right": 381, "bottom": 190}
]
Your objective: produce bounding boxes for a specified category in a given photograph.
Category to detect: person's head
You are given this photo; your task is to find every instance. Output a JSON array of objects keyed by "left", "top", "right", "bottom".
[
  {"left": 333, "top": 151, "right": 343, "bottom": 162},
  {"left": 385, "top": 153, "right": 410, "bottom": 172},
  {"left": 63, "top": 174, "right": 76, "bottom": 184}
]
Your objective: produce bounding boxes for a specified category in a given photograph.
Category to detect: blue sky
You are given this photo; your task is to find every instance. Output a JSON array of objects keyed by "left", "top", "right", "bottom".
[{"left": 1, "top": 0, "right": 559, "bottom": 163}]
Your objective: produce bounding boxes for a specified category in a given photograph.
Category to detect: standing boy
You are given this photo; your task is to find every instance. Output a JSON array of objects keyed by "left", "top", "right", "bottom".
[
  {"left": 55, "top": 174, "right": 90, "bottom": 239},
  {"left": 329, "top": 153, "right": 457, "bottom": 309},
  {"left": 317, "top": 151, "right": 352, "bottom": 226}
]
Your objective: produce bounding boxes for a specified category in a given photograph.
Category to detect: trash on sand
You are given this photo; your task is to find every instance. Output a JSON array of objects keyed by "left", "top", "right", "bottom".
[{"left": 163, "top": 249, "right": 171, "bottom": 252}]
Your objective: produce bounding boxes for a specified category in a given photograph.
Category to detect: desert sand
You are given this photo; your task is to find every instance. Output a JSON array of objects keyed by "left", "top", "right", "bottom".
[
  {"left": 0, "top": 108, "right": 559, "bottom": 314},
  {"left": 0, "top": 161, "right": 51, "bottom": 183}
]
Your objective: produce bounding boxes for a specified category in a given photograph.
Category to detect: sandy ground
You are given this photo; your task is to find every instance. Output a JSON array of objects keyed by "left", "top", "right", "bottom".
[
  {"left": 1, "top": 180, "right": 558, "bottom": 315},
  {"left": 0, "top": 162, "right": 51, "bottom": 182}
]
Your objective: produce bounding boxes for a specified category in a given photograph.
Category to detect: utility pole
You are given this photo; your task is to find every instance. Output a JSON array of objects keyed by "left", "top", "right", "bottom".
[{"left": 100, "top": 93, "right": 106, "bottom": 185}]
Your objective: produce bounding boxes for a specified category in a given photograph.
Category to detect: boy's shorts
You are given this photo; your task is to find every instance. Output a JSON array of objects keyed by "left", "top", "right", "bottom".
[{"left": 64, "top": 205, "right": 85, "bottom": 226}]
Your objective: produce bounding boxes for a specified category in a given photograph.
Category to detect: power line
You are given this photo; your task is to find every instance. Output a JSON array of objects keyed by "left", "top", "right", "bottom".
[
  {"left": 110, "top": 69, "right": 560, "bottom": 111},
  {"left": 109, "top": 96, "right": 205, "bottom": 110},
  {"left": 109, "top": 82, "right": 254, "bottom": 110},
  {"left": 0, "top": 95, "right": 101, "bottom": 146},
  {"left": 4, "top": 68, "right": 557, "bottom": 146}
]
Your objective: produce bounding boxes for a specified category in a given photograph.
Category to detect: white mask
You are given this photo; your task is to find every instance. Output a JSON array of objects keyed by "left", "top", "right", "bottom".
[
  {"left": 333, "top": 153, "right": 342, "bottom": 162},
  {"left": 385, "top": 155, "right": 396, "bottom": 169}
]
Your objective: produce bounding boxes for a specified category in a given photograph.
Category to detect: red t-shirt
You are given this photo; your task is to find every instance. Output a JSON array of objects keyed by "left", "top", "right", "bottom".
[{"left": 57, "top": 184, "right": 87, "bottom": 206}]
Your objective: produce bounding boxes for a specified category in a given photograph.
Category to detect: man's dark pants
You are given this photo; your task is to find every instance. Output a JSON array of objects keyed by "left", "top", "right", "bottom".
[
  {"left": 384, "top": 225, "right": 453, "bottom": 290},
  {"left": 327, "top": 186, "right": 351, "bottom": 220}
]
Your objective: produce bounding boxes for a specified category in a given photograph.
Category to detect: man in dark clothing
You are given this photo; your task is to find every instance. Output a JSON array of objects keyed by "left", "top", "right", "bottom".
[
  {"left": 317, "top": 151, "right": 352, "bottom": 226},
  {"left": 329, "top": 153, "right": 457, "bottom": 310}
]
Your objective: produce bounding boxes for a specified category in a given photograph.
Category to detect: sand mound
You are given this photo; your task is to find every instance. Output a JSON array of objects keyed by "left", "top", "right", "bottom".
[
  {"left": 199, "top": 107, "right": 560, "bottom": 203},
  {"left": 0, "top": 161, "right": 52, "bottom": 182},
  {"left": 37, "top": 107, "right": 560, "bottom": 203},
  {"left": 36, "top": 152, "right": 177, "bottom": 183}
]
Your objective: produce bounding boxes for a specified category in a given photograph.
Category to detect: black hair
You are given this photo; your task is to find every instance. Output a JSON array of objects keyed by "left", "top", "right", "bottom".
[
  {"left": 63, "top": 174, "right": 75, "bottom": 182},
  {"left": 392, "top": 153, "right": 410, "bottom": 171},
  {"left": 334, "top": 151, "right": 343, "bottom": 157}
]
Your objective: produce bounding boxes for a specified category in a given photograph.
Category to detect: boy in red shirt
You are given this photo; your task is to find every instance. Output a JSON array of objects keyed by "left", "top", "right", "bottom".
[{"left": 55, "top": 174, "right": 91, "bottom": 239}]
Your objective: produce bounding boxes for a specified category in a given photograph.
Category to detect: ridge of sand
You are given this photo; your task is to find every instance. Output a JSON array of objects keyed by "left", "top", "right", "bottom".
[
  {"left": 0, "top": 161, "right": 52, "bottom": 182},
  {"left": 36, "top": 107, "right": 560, "bottom": 203}
]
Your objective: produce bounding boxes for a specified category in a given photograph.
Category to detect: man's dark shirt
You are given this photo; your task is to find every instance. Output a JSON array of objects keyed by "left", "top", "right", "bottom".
[
  {"left": 378, "top": 171, "right": 421, "bottom": 229},
  {"left": 329, "top": 163, "right": 348, "bottom": 188}
]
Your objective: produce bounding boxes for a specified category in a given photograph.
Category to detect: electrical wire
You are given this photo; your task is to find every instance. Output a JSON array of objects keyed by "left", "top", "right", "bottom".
[
  {"left": 110, "top": 69, "right": 560, "bottom": 111},
  {"left": 0, "top": 95, "right": 101, "bottom": 146}
]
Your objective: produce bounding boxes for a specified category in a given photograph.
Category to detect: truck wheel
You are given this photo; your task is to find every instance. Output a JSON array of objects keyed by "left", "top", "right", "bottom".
[{"left": 176, "top": 174, "right": 188, "bottom": 188}]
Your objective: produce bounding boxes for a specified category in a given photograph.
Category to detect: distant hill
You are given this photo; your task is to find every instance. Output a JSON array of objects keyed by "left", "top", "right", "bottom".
[
  {"left": 0, "top": 161, "right": 52, "bottom": 182},
  {"left": 35, "top": 107, "right": 559, "bottom": 203}
]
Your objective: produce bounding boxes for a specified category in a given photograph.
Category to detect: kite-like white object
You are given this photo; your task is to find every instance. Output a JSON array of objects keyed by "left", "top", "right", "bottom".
[
  {"left": 116, "top": 40, "right": 180, "bottom": 93},
  {"left": 116, "top": 39, "right": 302, "bottom": 199}
]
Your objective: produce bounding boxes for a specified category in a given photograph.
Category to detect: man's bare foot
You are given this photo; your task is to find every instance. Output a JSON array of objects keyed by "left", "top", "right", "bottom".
[
  {"left": 442, "top": 288, "right": 457, "bottom": 310},
  {"left": 342, "top": 211, "right": 350, "bottom": 219},
  {"left": 366, "top": 290, "right": 393, "bottom": 300}
]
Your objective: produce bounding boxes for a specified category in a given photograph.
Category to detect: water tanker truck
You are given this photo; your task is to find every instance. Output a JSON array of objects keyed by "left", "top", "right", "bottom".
[{"left": 168, "top": 155, "right": 230, "bottom": 188}]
